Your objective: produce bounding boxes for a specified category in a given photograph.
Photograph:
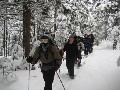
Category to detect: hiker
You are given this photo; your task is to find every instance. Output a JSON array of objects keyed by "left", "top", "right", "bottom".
[
  {"left": 88, "top": 34, "right": 95, "bottom": 53},
  {"left": 113, "top": 39, "right": 117, "bottom": 50},
  {"left": 117, "top": 56, "right": 120, "bottom": 67},
  {"left": 82, "top": 34, "right": 90, "bottom": 56},
  {"left": 26, "top": 34, "right": 62, "bottom": 90},
  {"left": 77, "top": 37, "right": 84, "bottom": 67},
  {"left": 63, "top": 34, "right": 80, "bottom": 79},
  {"left": 73, "top": 36, "right": 80, "bottom": 64}
]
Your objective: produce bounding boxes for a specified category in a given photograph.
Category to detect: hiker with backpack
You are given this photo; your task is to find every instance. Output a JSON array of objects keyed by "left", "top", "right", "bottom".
[
  {"left": 88, "top": 34, "right": 95, "bottom": 53},
  {"left": 63, "top": 34, "right": 80, "bottom": 79},
  {"left": 26, "top": 34, "right": 62, "bottom": 90},
  {"left": 82, "top": 34, "right": 90, "bottom": 56},
  {"left": 77, "top": 37, "right": 84, "bottom": 67}
]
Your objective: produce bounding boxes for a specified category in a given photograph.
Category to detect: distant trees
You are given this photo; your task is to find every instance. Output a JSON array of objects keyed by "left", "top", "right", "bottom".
[{"left": 0, "top": 0, "right": 120, "bottom": 57}]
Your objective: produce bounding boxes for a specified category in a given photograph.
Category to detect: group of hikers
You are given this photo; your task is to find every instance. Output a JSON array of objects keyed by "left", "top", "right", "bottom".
[{"left": 26, "top": 33, "right": 95, "bottom": 90}]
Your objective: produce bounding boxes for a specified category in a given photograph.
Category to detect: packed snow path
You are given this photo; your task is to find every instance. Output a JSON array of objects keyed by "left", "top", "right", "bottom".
[
  {"left": 53, "top": 48, "right": 120, "bottom": 90},
  {"left": 0, "top": 45, "right": 120, "bottom": 90},
  {"left": 65, "top": 50, "right": 120, "bottom": 90}
]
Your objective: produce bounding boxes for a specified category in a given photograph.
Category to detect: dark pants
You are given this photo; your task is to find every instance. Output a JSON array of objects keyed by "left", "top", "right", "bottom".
[
  {"left": 78, "top": 50, "right": 82, "bottom": 63},
  {"left": 113, "top": 43, "right": 117, "bottom": 50},
  {"left": 84, "top": 46, "right": 89, "bottom": 55},
  {"left": 66, "top": 58, "right": 75, "bottom": 76},
  {"left": 88, "top": 44, "right": 93, "bottom": 53},
  {"left": 42, "top": 69, "right": 55, "bottom": 90}
]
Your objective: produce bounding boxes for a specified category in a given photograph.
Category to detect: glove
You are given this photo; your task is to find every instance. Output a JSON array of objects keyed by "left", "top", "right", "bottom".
[
  {"left": 53, "top": 60, "right": 62, "bottom": 71},
  {"left": 54, "top": 63, "right": 60, "bottom": 71},
  {"left": 26, "top": 56, "right": 33, "bottom": 63}
]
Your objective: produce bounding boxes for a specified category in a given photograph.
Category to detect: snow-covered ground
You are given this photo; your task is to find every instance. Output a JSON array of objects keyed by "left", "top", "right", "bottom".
[{"left": 0, "top": 41, "right": 120, "bottom": 90}]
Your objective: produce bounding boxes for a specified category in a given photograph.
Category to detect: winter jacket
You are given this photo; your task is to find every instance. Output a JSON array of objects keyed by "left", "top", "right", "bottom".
[
  {"left": 63, "top": 42, "right": 79, "bottom": 59},
  {"left": 31, "top": 44, "right": 62, "bottom": 71},
  {"left": 83, "top": 37, "right": 90, "bottom": 47}
]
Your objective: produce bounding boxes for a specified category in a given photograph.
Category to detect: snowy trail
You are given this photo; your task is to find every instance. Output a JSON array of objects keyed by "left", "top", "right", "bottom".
[
  {"left": 0, "top": 46, "right": 120, "bottom": 90},
  {"left": 65, "top": 50, "right": 120, "bottom": 90}
]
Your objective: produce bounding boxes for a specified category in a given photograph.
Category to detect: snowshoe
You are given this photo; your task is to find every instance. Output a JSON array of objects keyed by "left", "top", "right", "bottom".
[
  {"left": 66, "top": 73, "right": 69, "bottom": 75},
  {"left": 70, "top": 76, "right": 74, "bottom": 79},
  {"left": 70, "top": 75, "right": 76, "bottom": 79},
  {"left": 31, "top": 65, "right": 35, "bottom": 70}
]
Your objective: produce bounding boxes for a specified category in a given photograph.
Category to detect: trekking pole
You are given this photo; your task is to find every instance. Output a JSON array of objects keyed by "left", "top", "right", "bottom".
[
  {"left": 56, "top": 71, "right": 66, "bottom": 90},
  {"left": 58, "top": 69, "right": 60, "bottom": 73},
  {"left": 3, "top": 67, "right": 4, "bottom": 77},
  {"left": 28, "top": 63, "right": 31, "bottom": 90}
]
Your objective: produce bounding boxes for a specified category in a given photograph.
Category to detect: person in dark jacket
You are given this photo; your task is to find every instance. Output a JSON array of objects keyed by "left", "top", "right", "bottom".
[
  {"left": 63, "top": 34, "right": 79, "bottom": 79},
  {"left": 88, "top": 34, "right": 95, "bottom": 53},
  {"left": 83, "top": 34, "right": 90, "bottom": 56},
  {"left": 27, "top": 34, "right": 62, "bottom": 90}
]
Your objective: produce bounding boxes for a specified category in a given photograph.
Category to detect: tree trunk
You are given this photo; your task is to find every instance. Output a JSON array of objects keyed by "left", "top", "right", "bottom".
[
  {"left": 23, "top": 2, "right": 31, "bottom": 58},
  {"left": 3, "top": 20, "right": 6, "bottom": 56},
  {"left": 54, "top": 4, "right": 57, "bottom": 33}
]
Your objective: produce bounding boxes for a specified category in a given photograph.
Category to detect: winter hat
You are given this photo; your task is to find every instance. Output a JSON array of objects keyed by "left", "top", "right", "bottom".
[
  {"left": 69, "top": 34, "right": 74, "bottom": 39},
  {"left": 40, "top": 34, "right": 53, "bottom": 44},
  {"left": 40, "top": 34, "right": 49, "bottom": 43}
]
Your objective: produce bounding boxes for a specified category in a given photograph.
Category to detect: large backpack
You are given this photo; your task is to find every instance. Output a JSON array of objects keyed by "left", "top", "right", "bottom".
[{"left": 39, "top": 44, "right": 63, "bottom": 71}]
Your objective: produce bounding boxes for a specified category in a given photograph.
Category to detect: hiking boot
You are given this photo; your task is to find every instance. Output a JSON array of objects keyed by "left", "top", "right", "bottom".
[
  {"left": 66, "top": 73, "right": 69, "bottom": 75},
  {"left": 70, "top": 76, "right": 75, "bottom": 79},
  {"left": 78, "top": 62, "right": 82, "bottom": 67},
  {"left": 31, "top": 65, "right": 35, "bottom": 70},
  {"left": 70, "top": 75, "right": 76, "bottom": 79}
]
